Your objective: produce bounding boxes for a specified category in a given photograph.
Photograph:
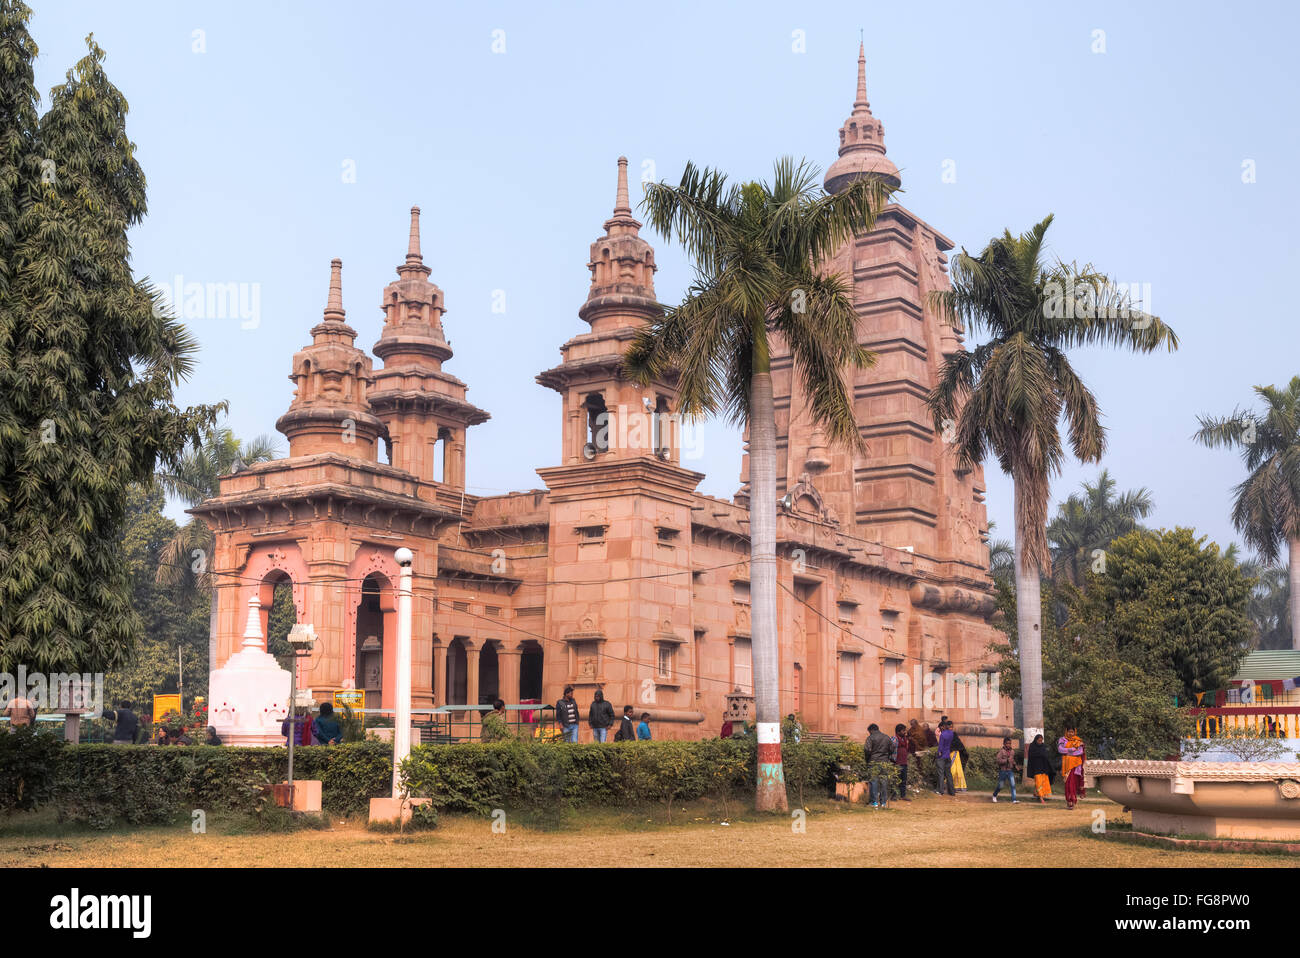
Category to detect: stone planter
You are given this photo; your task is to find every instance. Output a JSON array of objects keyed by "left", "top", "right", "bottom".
[{"left": 1086, "top": 759, "right": 1300, "bottom": 841}]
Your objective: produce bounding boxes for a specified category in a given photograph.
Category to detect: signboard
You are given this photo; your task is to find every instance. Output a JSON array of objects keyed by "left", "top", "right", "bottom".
[
  {"left": 153, "top": 693, "right": 182, "bottom": 722},
  {"left": 334, "top": 689, "right": 364, "bottom": 719}
]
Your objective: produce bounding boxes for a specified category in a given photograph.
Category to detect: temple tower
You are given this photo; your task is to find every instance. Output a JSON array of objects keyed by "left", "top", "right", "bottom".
[
  {"left": 536, "top": 157, "right": 704, "bottom": 734},
  {"left": 276, "top": 259, "right": 385, "bottom": 459},
  {"left": 369, "top": 207, "right": 490, "bottom": 487},
  {"left": 767, "top": 44, "right": 991, "bottom": 580}
]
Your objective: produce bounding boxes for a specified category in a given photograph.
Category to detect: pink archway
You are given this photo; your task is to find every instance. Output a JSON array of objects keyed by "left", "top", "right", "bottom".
[{"left": 345, "top": 545, "right": 404, "bottom": 710}]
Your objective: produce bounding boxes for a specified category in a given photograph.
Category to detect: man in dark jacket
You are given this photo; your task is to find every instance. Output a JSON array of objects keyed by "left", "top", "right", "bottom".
[
  {"left": 865, "top": 723, "right": 893, "bottom": 808},
  {"left": 556, "top": 686, "right": 580, "bottom": 742},
  {"left": 588, "top": 689, "right": 616, "bottom": 742},
  {"left": 614, "top": 704, "right": 637, "bottom": 741},
  {"left": 102, "top": 701, "right": 139, "bottom": 745}
]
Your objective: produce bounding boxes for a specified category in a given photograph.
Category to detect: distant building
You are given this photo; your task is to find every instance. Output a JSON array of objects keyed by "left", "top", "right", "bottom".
[{"left": 193, "top": 47, "right": 1013, "bottom": 743}]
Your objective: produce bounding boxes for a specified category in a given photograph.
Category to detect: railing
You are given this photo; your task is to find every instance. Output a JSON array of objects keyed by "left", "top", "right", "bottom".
[
  {"left": 356, "top": 703, "right": 558, "bottom": 744},
  {"left": 1189, "top": 707, "right": 1300, "bottom": 738}
]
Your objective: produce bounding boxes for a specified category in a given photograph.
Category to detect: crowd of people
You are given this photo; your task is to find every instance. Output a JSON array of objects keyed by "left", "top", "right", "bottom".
[
  {"left": 859, "top": 716, "right": 1087, "bottom": 808},
  {"left": 554, "top": 686, "right": 651, "bottom": 743}
]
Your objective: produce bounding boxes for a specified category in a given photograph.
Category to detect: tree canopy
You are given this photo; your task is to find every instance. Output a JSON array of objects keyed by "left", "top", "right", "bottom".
[{"left": 0, "top": 11, "right": 220, "bottom": 673}]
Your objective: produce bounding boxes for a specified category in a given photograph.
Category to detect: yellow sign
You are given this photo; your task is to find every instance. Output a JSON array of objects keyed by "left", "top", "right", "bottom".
[
  {"left": 153, "top": 693, "right": 182, "bottom": 723},
  {"left": 334, "top": 689, "right": 364, "bottom": 720}
]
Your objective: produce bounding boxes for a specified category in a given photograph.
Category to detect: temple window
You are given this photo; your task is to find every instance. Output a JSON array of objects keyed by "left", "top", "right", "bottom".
[
  {"left": 732, "top": 638, "right": 752, "bottom": 694},
  {"left": 838, "top": 651, "right": 859, "bottom": 705},
  {"left": 584, "top": 393, "right": 609, "bottom": 454}
]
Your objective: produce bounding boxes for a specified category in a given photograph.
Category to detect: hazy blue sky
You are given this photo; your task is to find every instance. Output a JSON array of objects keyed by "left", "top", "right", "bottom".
[{"left": 34, "top": 1, "right": 1300, "bottom": 556}]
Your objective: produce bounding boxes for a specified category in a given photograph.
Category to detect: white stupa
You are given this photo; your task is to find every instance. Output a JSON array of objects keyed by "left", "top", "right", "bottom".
[{"left": 207, "top": 595, "right": 292, "bottom": 746}]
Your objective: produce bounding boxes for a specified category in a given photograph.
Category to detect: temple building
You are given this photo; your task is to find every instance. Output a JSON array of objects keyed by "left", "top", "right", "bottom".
[{"left": 193, "top": 47, "right": 1013, "bottom": 743}]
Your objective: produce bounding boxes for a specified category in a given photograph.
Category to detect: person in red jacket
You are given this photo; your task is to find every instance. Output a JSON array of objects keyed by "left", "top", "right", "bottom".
[{"left": 891, "top": 723, "right": 911, "bottom": 801}]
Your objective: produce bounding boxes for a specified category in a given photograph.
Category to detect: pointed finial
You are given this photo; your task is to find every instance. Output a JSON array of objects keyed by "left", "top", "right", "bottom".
[
  {"left": 241, "top": 594, "right": 264, "bottom": 650},
  {"left": 614, "top": 156, "right": 632, "bottom": 216},
  {"left": 406, "top": 206, "right": 422, "bottom": 265},
  {"left": 855, "top": 41, "right": 869, "bottom": 110},
  {"left": 323, "top": 257, "right": 345, "bottom": 321}
]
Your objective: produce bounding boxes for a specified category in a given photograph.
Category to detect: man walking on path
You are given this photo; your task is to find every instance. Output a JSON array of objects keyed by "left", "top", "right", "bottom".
[
  {"left": 588, "top": 689, "right": 615, "bottom": 742},
  {"left": 556, "top": 686, "right": 580, "bottom": 742},
  {"left": 991, "top": 736, "right": 1020, "bottom": 803}
]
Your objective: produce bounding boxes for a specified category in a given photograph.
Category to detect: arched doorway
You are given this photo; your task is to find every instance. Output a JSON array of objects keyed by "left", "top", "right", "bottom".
[{"left": 355, "top": 573, "right": 395, "bottom": 710}]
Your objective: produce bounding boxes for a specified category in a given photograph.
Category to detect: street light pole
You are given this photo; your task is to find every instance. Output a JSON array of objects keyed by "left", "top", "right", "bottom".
[
  {"left": 393, "top": 547, "right": 414, "bottom": 799},
  {"left": 286, "top": 623, "right": 317, "bottom": 807}
]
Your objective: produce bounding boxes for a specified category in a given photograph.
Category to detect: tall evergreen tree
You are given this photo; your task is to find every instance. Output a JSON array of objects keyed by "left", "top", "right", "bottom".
[
  {"left": 1046, "top": 469, "right": 1153, "bottom": 586},
  {"left": 0, "top": 18, "right": 221, "bottom": 673}
]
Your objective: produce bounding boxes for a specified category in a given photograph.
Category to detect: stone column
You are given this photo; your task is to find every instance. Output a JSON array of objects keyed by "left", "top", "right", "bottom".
[
  {"left": 465, "top": 646, "right": 481, "bottom": 708},
  {"left": 432, "top": 642, "right": 447, "bottom": 706},
  {"left": 498, "top": 647, "right": 522, "bottom": 704}
]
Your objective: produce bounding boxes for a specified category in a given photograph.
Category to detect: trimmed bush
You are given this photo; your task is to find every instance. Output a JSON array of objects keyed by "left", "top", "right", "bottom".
[{"left": 0, "top": 733, "right": 392, "bottom": 827}]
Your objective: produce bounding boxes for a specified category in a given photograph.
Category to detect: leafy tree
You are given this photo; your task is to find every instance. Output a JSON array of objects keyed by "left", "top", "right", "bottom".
[
  {"left": 1088, "top": 527, "right": 1251, "bottom": 701},
  {"left": 0, "top": 16, "right": 220, "bottom": 673},
  {"left": 928, "top": 215, "right": 1177, "bottom": 737},
  {"left": 625, "top": 158, "right": 892, "bottom": 811},
  {"left": 1195, "top": 376, "right": 1300, "bottom": 650},
  {"left": 154, "top": 425, "right": 279, "bottom": 673},
  {"left": 1046, "top": 469, "right": 1153, "bottom": 586},
  {"left": 102, "top": 485, "right": 209, "bottom": 714},
  {"left": 992, "top": 580, "right": 1193, "bottom": 759}
]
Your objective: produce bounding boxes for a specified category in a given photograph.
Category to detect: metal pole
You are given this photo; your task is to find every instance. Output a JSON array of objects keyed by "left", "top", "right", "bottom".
[
  {"left": 392, "top": 548, "right": 414, "bottom": 798},
  {"left": 287, "top": 653, "right": 296, "bottom": 804}
]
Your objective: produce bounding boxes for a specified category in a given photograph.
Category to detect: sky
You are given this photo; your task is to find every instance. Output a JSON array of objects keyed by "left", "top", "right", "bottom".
[{"left": 31, "top": 0, "right": 1300, "bottom": 556}]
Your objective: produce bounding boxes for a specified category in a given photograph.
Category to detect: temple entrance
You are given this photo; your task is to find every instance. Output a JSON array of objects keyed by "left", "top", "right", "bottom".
[
  {"left": 355, "top": 573, "right": 394, "bottom": 710},
  {"left": 519, "top": 641, "right": 543, "bottom": 701}
]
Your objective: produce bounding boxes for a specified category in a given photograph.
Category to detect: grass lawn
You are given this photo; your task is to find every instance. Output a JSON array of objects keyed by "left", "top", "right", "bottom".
[{"left": 1, "top": 791, "right": 1294, "bottom": 867}]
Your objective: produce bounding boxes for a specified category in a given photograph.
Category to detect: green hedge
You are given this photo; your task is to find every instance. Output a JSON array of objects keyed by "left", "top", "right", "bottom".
[
  {"left": 4, "top": 728, "right": 938, "bottom": 827},
  {"left": 0, "top": 728, "right": 392, "bottom": 827},
  {"left": 399, "top": 738, "right": 868, "bottom": 815}
]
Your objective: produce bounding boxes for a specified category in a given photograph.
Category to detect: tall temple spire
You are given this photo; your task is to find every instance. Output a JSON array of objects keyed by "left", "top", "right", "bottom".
[
  {"left": 276, "top": 257, "right": 385, "bottom": 458},
  {"left": 397, "top": 205, "right": 432, "bottom": 280},
  {"left": 576, "top": 156, "right": 656, "bottom": 327},
  {"left": 323, "top": 257, "right": 346, "bottom": 322},
  {"left": 603, "top": 156, "right": 641, "bottom": 236},
  {"left": 854, "top": 42, "right": 869, "bottom": 109},
  {"left": 824, "top": 42, "right": 901, "bottom": 194}
]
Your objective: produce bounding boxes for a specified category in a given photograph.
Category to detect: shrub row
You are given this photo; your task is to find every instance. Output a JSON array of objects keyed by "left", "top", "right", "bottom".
[
  {"left": 399, "top": 737, "right": 876, "bottom": 814},
  {"left": 0, "top": 728, "right": 392, "bottom": 827},
  {"left": 1, "top": 726, "right": 1005, "bottom": 829}
]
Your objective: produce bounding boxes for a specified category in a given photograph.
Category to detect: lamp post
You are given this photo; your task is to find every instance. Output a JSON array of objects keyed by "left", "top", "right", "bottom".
[
  {"left": 286, "top": 623, "right": 317, "bottom": 804},
  {"left": 392, "top": 547, "right": 414, "bottom": 798}
]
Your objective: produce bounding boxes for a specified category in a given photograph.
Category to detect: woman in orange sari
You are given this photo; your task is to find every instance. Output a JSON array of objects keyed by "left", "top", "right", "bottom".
[{"left": 1057, "top": 727, "right": 1086, "bottom": 809}]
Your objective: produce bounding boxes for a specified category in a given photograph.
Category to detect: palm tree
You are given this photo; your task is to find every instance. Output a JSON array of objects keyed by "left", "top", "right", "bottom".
[
  {"left": 986, "top": 520, "right": 1015, "bottom": 588},
  {"left": 1195, "top": 377, "right": 1300, "bottom": 649},
  {"left": 625, "top": 158, "right": 893, "bottom": 811},
  {"left": 155, "top": 426, "right": 280, "bottom": 673},
  {"left": 1046, "top": 469, "right": 1153, "bottom": 586},
  {"left": 928, "top": 215, "right": 1177, "bottom": 739}
]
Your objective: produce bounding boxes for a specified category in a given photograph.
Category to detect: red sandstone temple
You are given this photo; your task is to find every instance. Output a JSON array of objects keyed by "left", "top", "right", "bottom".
[{"left": 193, "top": 47, "right": 1013, "bottom": 744}]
